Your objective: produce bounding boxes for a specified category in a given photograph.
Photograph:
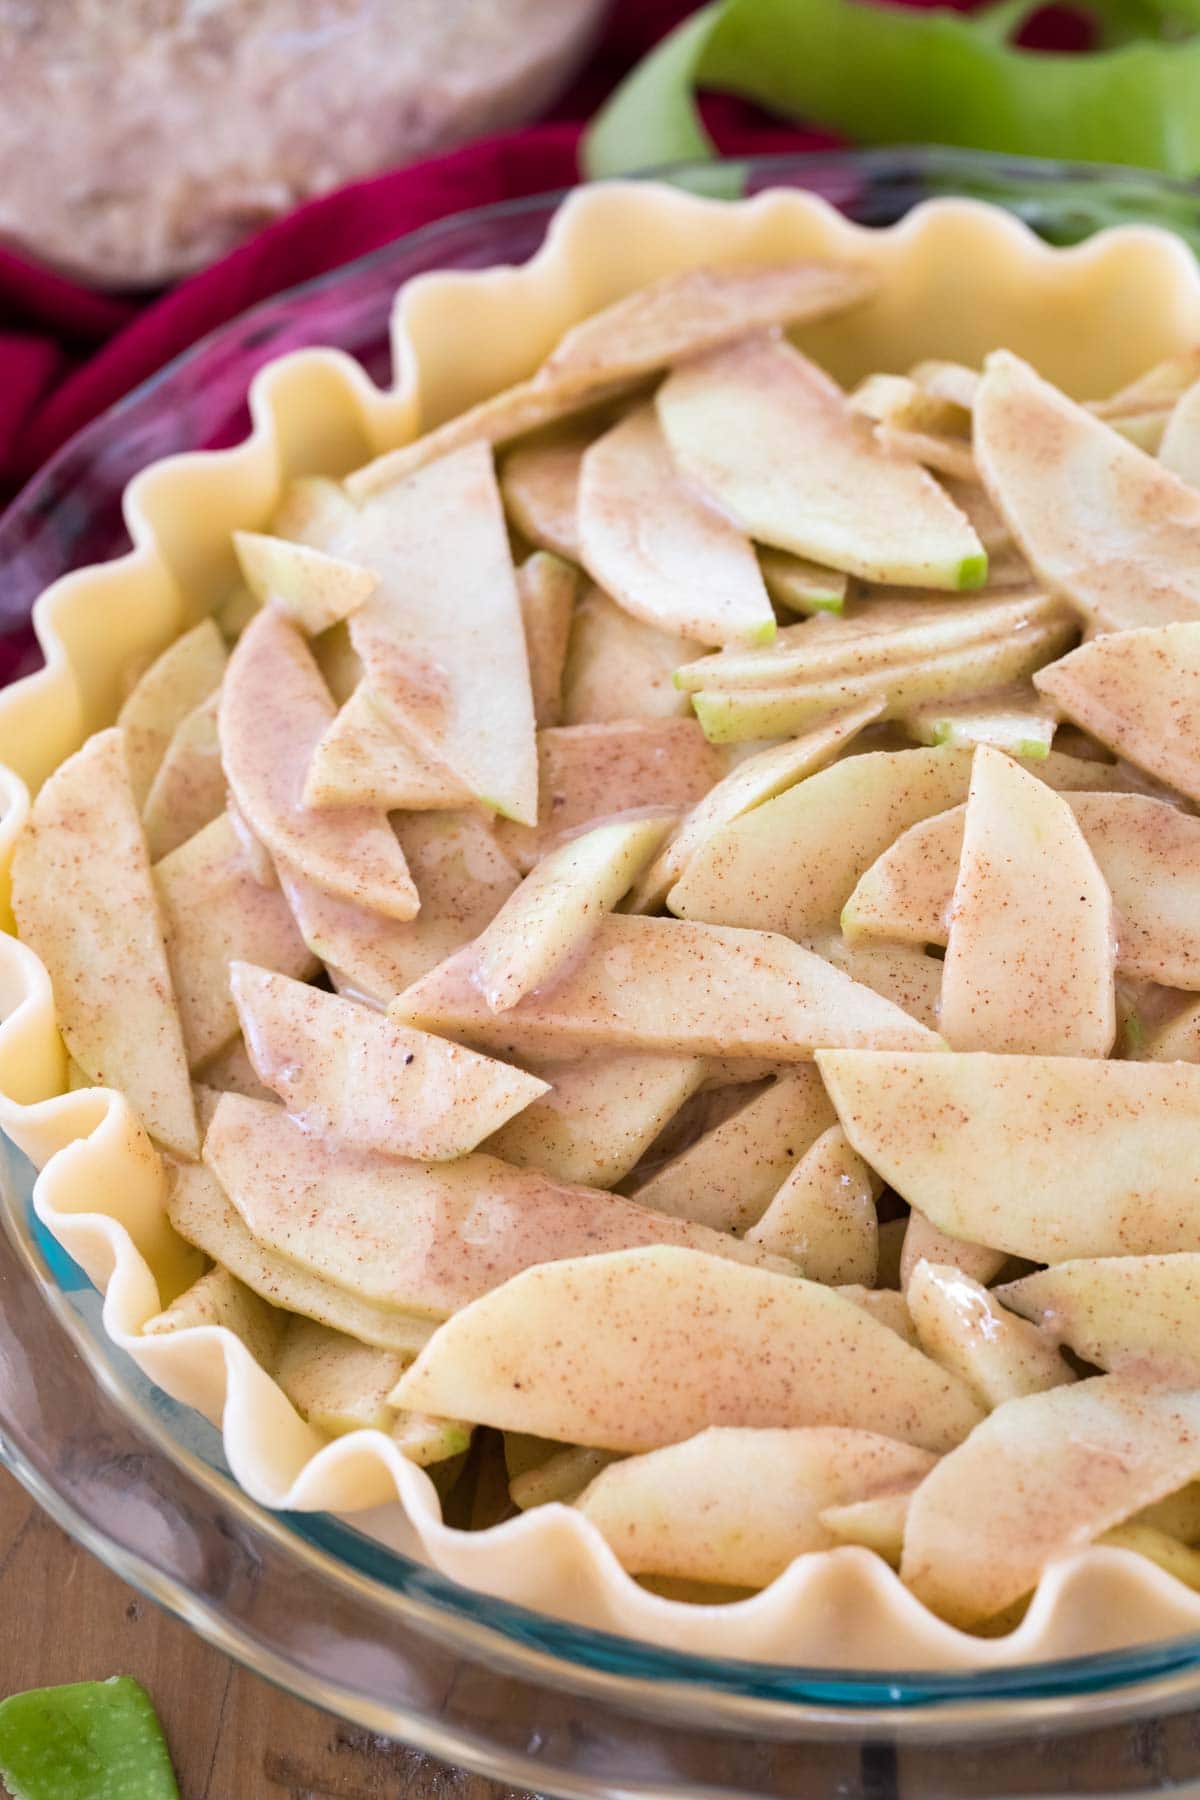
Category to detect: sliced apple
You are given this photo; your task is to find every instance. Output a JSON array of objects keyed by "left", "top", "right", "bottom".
[
  {"left": 975, "top": 349, "right": 1200, "bottom": 632},
  {"left": 312, "top": 620, "right": 363, "bottom": 705},
  {"left": 819, "top": 1050, "right": 1200, "bottom": 1262},
  {"left": 578, "top": 403, "right": 775, "bottom": 648},
  {"left": 1035, "top": 623, "right": 1200, "bottom": 804},
  {"left": 495, "top": 721, "right": 723, "bottom": 872},
  {"left": 1158, "top": 378, "right": 1200, "bottom": 487},
  {"left": 906, "top": 1262, "right": 1073, "bottom": 1410},
  {"left": 394, "top": 1245, "right": 984, "bottom": 1453},
  {"left": 839, "top": 1286, "right": 917, "bottom": 1345},
  {"left": 394, "top": 915, "right": 942, "bottom": 1063},
  {"left": 561, "top": 583, "right": 699, "bottom": 724},
  {"left": 850, "top": 371, "right": 971, "bottom": 438},
  {"left": 141, "top": 690, "right": 225, "bottom": 860},
  {"left": 574, "top": 1426, "right": 935, "bottom": 1588},
  {"left": 155, "top": 813, "right": 317, "bottom": 1068},
  {"left": 501, "top": 425, "right": 589, "bottom": 561},
  {"left": 517, "top": 551, "right": 576, "bottom": 729},
  {"left": 998, "top": 1255, "right": 1200, "bottom": 1387},
  {"left": 486, "top": 1053, "right": 706, "bottom": 1188},
  {"left": 899, "top": 1210, "right": 1005, "bottom": 1291},
  {"left": 747, "top": 1124, "right": 880, "bottom": 1285},
  {"left": 195, "top": 1035, "right": 276, "bottom": 1103},
  {"left": 657, "top": 336, "right": 986, "bottom": 588},
  {"left": 875, "top": 424, "right": 978, "bottom": 484},
  {"left": 274, "top": 1316, "right": 406, "bottom": 1436},
  {"left": 232, "top": 531, "right": 377, "bottom": 635},
  {"left": 203, "top": 1093, "right": 789, "bottom": 1317},
  {"left": 806, "top": 937, "right": 942, "bottom": 1034},
  {"left": 900, "top": 1379, "right": 1200, "bottom": 1627},
  {"left": 229, "top": 962, "right": 548, "bottom": 1159},
  {"left": 1144, "top": 1000, "right": 1200, "bottom": 1061},
  {"left": 219, "top": 608, "right": 418, "bottom": 919},
  {"left": 512, "top": 1446, "right": 617, "bottom": 1510},
  {"left": 902, "top": 686, "right": 1058, "bottom": 757},
  {"left": 269, "top": 474, "right": 356, "bottom": 550},
  {"left": 118, "top": 618, "right": 228, "bottom": 806},
  {"left": 758, "top": 549, "right": 848, "bottom": 616},
  {"left": 12, "top": 728, "right": 197, "bottom": 1158},
  {"left": 1091, "top": 350, "right": 1200, "bottom": 420},
  {"left": 301, "top": 683, "right": 471, "bottom": 812},
  {"left": 819, "top": 1488, "right": 914, "bottom": 1565},
  {"left": 142, "top": 1264, "right": 284, "bottom": 1372}
]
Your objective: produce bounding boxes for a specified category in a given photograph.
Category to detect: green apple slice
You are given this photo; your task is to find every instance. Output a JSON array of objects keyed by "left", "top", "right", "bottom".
[
  {"left": 900, "top": 1380, "right": 1200, "bottom": 1627},
  {"left": 118, "top": 617, "right": 227, "bottom": 806},
  {"left": 0, "top": 1677, "right": 179, "bottom": 1800},
  {"left": 818, "top": 1049, "right": 1200, "bottom": 1261},
  {"left": 998, "top": 1255, "right": 1200, "bottom": 1386},
  {"left": 230, "top": 962, "right": 548, "bottom": 1158},
  {"left": 487, "top": 1052, "right": 706, "bottom": 1188},
  {"left": 142, "top": 1263, "right": 284, "bottom": 1371},
  {"left": 338, "top": 442, "right": 537, "bottom": 824},
  {"left": 233, "top": 531, "right": 377, "bottom": 635},
  {"left": 562, "top": 582, "right": 700, "bottom": 723},
  {"left": 656, "top": 336, "right": 986, "bottom": 588},
  {"left": 155, "top": 813, "right": 317, "bottom": 1068},
  {"left": 901, "top": 685, "right": 1058, "bottom": 757},
  {"left": 394, "top": 1245, "right": 984, "bottom": 1453},
  {"left": 1035, "top": 623, "right": 1200, "bottom": 803},
  {"left": 302, "top": 683, "right": 470, "bottom": 812},
  {"left": 141, "top": 690, "right": 225, "bottom": 860},
  {"left": 747, "top": 1124, "right": 880, "bottom": 1285},
  {"left": 899, "top": 1210, "right": 1006, "bottom": 1292},
  {"left": 574, "top": 1427, "right": 935, "bottom": 1588},
  {"left": 517, "top": 551, "right": 577, "bottom": 728},
  {"left": 203, "top": 1093, "right": 789, "bottom": 1317},
  {"left": 501, "top": 425, "right": 590, "bottom": 562},
  {"left": 975, "top": 349, "right": 1200, "bottom": 631},
  {"left": 940, "top": 748, "right": 1115, "bottom": 1056},
  {"left": 11, "top": 728, "right": 198, "bottom": 1159},
  {"left": 906, "top": 1262, "right": 1073, "bottom": 1411},
  {"left": 274, "top": 1317, "right": 406, "bottom": 1436},
  {"left": 578, "top": 403, "right": 775, "bottom": 648},
  {"left": 219, "top": 608, "right": 419, "bottom": 919},
  {"left": 758, "top": 549, "right": 848, "bottom": 616}
]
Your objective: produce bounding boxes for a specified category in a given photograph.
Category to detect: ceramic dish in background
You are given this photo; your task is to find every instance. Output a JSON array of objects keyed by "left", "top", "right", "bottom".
[{"left": 7, "top": 151, "right": 1200, "bottom": 1797}]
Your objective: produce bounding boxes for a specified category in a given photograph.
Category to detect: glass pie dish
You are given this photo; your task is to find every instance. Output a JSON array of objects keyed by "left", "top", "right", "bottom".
[{"left": 9, "top": 149, "right": 1200, "bottom": 1796}]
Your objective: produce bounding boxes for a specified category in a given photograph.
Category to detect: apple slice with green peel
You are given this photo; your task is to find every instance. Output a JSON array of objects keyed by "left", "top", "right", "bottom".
[
  {"left": 627, "top": 703, "right": 882, "bottom": 912},
  {"left": 975, "top": 350, "right": 1200, "bottom": 632},
  {"left": 203, "top": 1094, "right": 790, "bottom": 1316},
  {"left": 901, "top": 1380, "right": 1200, "bottom": 1628},
  {"left": 758, "top": 549, "right": 847, "bottom": 616},
  {"left": 118, "top": 617, "right": 227, "bottom": 806},
  {"left": 818, "top": 1050, "right": 1200, "bottom": 1262},
  {"left": 901, "top": 686, "right": 1058, "bottom": 757},
  {"left": 155, "top": 813, "right": 317, "bottom": 1068},
  {"left": 394, "top": 1245, "right": 984, "bottom": 1453},
  {"left": 394, "top": 915, "right": 942, "bottom": 1063},
  {"left": 747, "top": 1124, "right": 880, "bottom": 1285},
  {"left": 501, "top": 425, "right": 590, "bottom": 562},
  {"left": 517, "top": 551, "right": 576, "bottom": 728},
  {"left": 232, "top": 530, "right": 377, "bottom": 635},
  {"left": 274, "top": 1317, "right": 407, "bottom": 1436},
  {"left": 657, "top": 336, "right": 987, "bottom": 589},
  {"left": 168, "top": 1162, "right": 434, "bottom": 1353},
  {"left": 270, "top": 474, "right": 356, "bottom": 549},
  {"left": 476, "top": 813, "right": 675, "bottom": 1011},
  {"left": 336, "top": 442, "right": 537, "bottom": 824},
  {"left": 1035, "top": 623, "right": 1200, "bottom": 804},
  {"left": 302, "top": 682, "right": 471, "bottom": 811},
  {"left": 906, "top": 1262, "right": 1074, "bottom": 1410},
  {"left": 220, "top": 608, "right": 419, "bottom": 919},
  {"left": 578, "top": 404, "right": 775, "bottom": 648},
  {"left": 940, "top": 748, "right": 1116, "bottom": 1057},
  {"left": 230, "top": 962, "right": 548, "bottom": 1159},
  {"left": 997, "top": 1256, "right": 1200, "bottom": 1387},
  {"left": 487, "top": 1053, "right": 706, "bottom": 1188},
  {"left": 900, "top": 1210, "right": 1006, "bottom": 1292},
  {"left": 627, "top": 1069, "right": 835, "bottom": 1235},
  {"left": 142, "top": 1263, "right": 284, "bottom": 1371},
  {"left": 574, "top": 1427, "right": 935, "bottom": 1589},
  {"left": 1158, "top": 378, "right": 1200, "bottom": 487},
  {"left": 141, "top": 690, "right": 225, "bottom": 860},
  {"left": 495, "top": 721, "right": 723, "bottom": 872},
  {"left": 12, "top": 728, "right": 198, "bottom": 1159},
  {"left": 806, "top": 936, "right": 942, "bottom": 1034},
  {"left": 561, "top": 583, "right": 699, "bottom": 724}
]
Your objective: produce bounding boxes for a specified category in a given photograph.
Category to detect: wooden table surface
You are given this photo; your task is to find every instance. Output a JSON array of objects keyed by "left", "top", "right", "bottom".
[{"left": 0, "top": 1466, "right": 529, "bottom": 1800}]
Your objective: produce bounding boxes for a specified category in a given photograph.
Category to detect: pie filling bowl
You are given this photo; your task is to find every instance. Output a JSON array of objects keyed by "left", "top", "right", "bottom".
[{"left": 8, "top": 154, "right": 1200, "bottom": 1763}]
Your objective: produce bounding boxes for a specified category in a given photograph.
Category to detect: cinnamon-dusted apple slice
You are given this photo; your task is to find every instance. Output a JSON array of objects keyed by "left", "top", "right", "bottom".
[
  {"left": 628, "top": 1069, "right": 836, "bottom": 1235},
  {"left": 394, "top": 1246, "right": 984, "bottom": 1453},
  {"left": 1035, "top": 623, "right": 1200, "bottom": 804},
  {"left": 501, "top": 426, "right": 590, "bottom": 561},
  {"left": 758, "top": 549, "right": 848, "bottom": 616},
  {"left": 486, "top": 1053, "right": 706, "bottom": 1188},
  {"left": 901, "top": 686, "right": 1058, "bottom": 757},
  {"left": 747, "top": 1125, "right": 880, "bottom": 1285},
  {"left": 1144, "top": 1000, "right": 1200, "bottom": 1061},
  {"left": 341, "top": 442, "right": 538, "bottom": 823},
  {"left": 899, "top": 1210, "right": 1005, "bottom": 1292},
  {"left": 657, "top": 336, "right": 986, "bottom": 589},
  {"left": 230, "top": 962, "right": 548, "bottom": 1159},
  {"left": 1158, "top": 378, "right": 1200, "bottom": 487},
  {"left": 807, "top": 937, "right": 942, "bottom": 1034},
  {"left": 998, "top": 1256, "right": 1200, "bottom": 1387},
  {"left": 232, "top": 531, "right": 377, "bottom": 635},
  {"left": 475, "top": 813, "right": 674, "bottom": 1012},
  {"left": 142, "top": 1264, "right": 284, "bottom": 1372},
  {"left": 269, "top": 474, "right": 357, "bottom": 550},
  {"left": 118, "top": 618, "right": 228, "bottom": 806},
  {"left": 11, "top": 728, "right": 198, "bottom": 1158},
  {"left": 906, "top": 1262, "right": 1074, "bottom": 1410},
  {"left": 517, "top": 552, "right": 576, "bottom": 728},
  {"left": 141, "top": 690, "right": 225, "bottom": 860},
  {"left": 901, "top": 1380, "right": 1200, "bottom": 1627},
  {"left": 574, "top": 1427, "right": 936, "bottom": 1589},
  {"left": 302, "top": 684, "right": 470, "bottom": 812},
  {"left": 578, "top": 404, "right": 775, "bottom": 648},
  {"left": 940, "top": 748, "right": 1115, "bottom": 1056},
  {"left": 203, "top": 1094, "right": 790, "bottom": 1317},
  {"left": 561, "top": 583, "right": 699, "bottom": 724},
  {"left": 819, "top": 1488, "right": 914, "bottom": 1565},
  {"left": 155, "top": 814, "right": 316, "bottom": 1069},
  {"left": 536, "top": 261, "right": 877, "bottom": 397},
  {"left": 975, "top": 350, "right": 1200, "bottom": 631},
  {"left": 394, "top": 916, "right": 942, "bottom": 1063},
  {"left": 495, "top": 720, "right": 723, "bottom": 871},
  {"left": 1091, "top": 349, "right": 1200, "bottom": 419},
  {"left": 168, "top": 1162, "right": 434, "bottom": 1354},
  {"left": 818, "top": 1050, "right": 1200, "bottom": 1262},
  {"left": 220, "top": 608, "right": 418, "bottom": 918},
  {"left": 273, "top": 1317, "right": 406, "bottom": 1436}
]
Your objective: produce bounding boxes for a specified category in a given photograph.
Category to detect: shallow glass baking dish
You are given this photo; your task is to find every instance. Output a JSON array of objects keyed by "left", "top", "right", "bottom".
[{"left": 6, "top": 149, "right": 1200, "bottom": 1799}]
